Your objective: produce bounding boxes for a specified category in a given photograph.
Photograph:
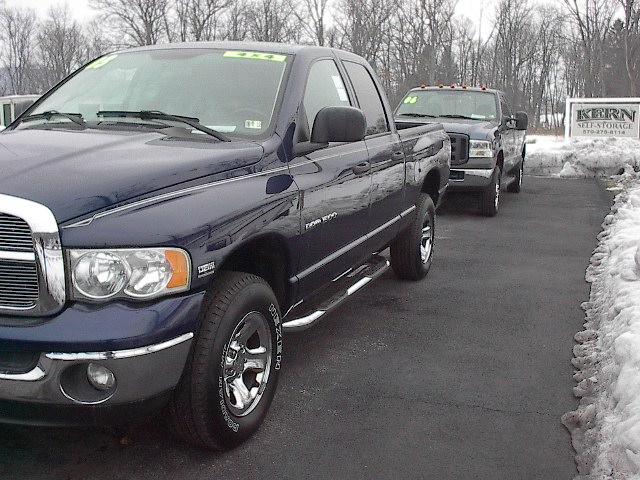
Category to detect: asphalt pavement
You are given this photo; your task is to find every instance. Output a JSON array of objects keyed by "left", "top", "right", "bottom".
[{"left": 0, "top": 176, "right": 612, "bottom": 480}]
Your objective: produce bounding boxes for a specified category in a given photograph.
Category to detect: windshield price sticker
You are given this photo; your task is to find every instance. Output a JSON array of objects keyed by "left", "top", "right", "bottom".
[
  {"left": 223, "top": 51, "right": 287, "bottom": 62},
  {"left": 86, "top": 54, "right": 118, "bottom": 70},
  {"left": 570, "top": 102, "right": 640, "bottom": 138},
  {"left": 403, "top": 96, "right": 418, "bottom": 104}
]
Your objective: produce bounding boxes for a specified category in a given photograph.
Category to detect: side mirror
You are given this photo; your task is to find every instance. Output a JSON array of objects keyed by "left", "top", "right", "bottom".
[
  {"left": 311, "top": 106, "right": 366, "bottom": 143},
  {"left": 515, "top": 111, "right": 528, "bottom": 130}
]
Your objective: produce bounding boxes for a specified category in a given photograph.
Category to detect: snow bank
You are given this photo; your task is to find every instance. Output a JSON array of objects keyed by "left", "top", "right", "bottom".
[
  {"left": 563, "top": 168, "right": 640, "bottom": 478},
  {"left": 526, "top": 136, "right": 640, "bottom": 177}
]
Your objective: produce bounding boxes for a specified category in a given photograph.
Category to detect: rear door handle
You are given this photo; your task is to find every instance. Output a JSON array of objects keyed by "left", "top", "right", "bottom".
[{"left": 352, "top": 162, "right": 371, "bottom": 175}]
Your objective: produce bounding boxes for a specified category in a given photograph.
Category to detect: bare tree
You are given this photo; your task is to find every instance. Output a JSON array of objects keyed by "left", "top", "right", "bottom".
[
  {"left": 0, "top": 0, "right": 633, "bottom": 129},
  {"left": 35, "top": 6, "right": 85, "bottom": 91},
  {"left": 245, "top": 0, "right": 300, "bottom": 43},
  {"left": 617, "top": 0, "right": 640, "bottom": 95},
  {"left": 219, "top": 0, "right": 250, "bottom": 40},
  {"left": 83, "top": 19, "right": 114, "bottom": 61},
  {"left": 0, "top": 6, "right": 36, "bottom": 94},
  {"left": 91, "top": 0, "right": 169, "bottom": 46},
  {"left": 562, "top": 0, "right": 616, "bottom": 96},
  {"left": 295, "top": 0, "right": 330, "bottom": 45},
  {"left": 172, "top": 0, "right": 232, "bottom": 41},
  {"left": 335, "top": 0, "right": 397, "bottom": 65},
  {"left": 391, "top": 0, "right": 457, "bottom": 91}
]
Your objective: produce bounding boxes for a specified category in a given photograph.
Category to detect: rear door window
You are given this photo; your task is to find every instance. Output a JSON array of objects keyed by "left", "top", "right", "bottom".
[
  {"left": 500, "top": 95, "right": 512, "bottom": 118},
  {"left": 343, "top": 61, "right": 388, "bottom": 135},
  {"left": 303, "top": 59, "right": 351, "bottom": 130}
]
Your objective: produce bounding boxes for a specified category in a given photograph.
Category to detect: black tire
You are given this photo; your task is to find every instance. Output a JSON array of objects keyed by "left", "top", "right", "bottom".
[
  {"left": 481, "top": 167, "right": 501, "bottom": 217},
  {"left": 390, "top": 193, "right": 435, "bottom": 281},
  {"left": 167, "top": 271, "right": 282, "bottom": 450},
  {"left": 507, "top": 159, "right": 523, "bottom": 193}
]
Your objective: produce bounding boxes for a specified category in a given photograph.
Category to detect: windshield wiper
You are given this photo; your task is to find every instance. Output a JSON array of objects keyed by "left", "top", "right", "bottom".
[
  {"left": 399, "top": 113, "right": 437, "bottom": 118},
  {"left": 97, "top": 110, "right": 230, "bottom": 141},
  {"left": 19, "top": 110, "right": 86, "bottom": 128},
  {"left": 440, "top": 114, "right": 477, "bottom": 120}
]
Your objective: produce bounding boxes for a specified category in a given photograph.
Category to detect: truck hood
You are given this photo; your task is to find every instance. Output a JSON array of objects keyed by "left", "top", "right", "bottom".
[
  {"left": 436, "top": 118, "right": 497, "bottom": 139},
  {"left": 396, "top": 116, "right": 498, "bottom": 140},
  {"left": 0, "top": 128, "right": 263, "bottom": 223}
]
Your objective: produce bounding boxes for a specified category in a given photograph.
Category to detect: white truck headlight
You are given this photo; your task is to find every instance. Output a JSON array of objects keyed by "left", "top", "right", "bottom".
[
  {"left": 70, "top": 248, "right": 190, "bottom": 301},
  {"left": 469, "top": 140, "right": 493, "bottom": 158}
]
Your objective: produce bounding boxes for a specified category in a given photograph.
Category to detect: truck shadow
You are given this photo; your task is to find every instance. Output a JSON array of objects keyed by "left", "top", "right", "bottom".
[
  {"left": 0, "top": 420, "right": 195, "bottom": 479},
  {"left": 438, "top": 189, "right": 514, "bottom": 217},
  {"left": 438, "top": 191, "right": 482, "bottom": 216}
]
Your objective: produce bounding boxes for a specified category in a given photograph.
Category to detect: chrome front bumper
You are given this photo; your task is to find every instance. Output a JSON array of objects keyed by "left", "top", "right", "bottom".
[
  {"left": 448, "top": 168, "right": 494, "bottom": 190},
  {"left": 0, "top": 333, "right": 192, "bottom": 410}
]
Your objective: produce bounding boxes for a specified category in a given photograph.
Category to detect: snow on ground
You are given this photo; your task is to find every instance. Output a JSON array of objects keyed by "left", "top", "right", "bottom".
[
  {"left": 563, "top": 168, "right": 640, "bottom": 479},
  {"left": 526, "top": 135, "right": 640, "bottom": 178}
]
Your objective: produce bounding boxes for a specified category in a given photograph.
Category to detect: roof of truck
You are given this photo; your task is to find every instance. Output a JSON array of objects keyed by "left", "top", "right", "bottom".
[
  {"left": 408, "top": 85, "right": 503, "bottom": 95},
  {"left": 120, "top": 41, "right": 364, "bottom": 62}
]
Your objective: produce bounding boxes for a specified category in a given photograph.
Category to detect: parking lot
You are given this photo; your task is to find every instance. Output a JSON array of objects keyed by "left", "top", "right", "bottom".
[{"left": 0, "top": 176, "right": 611, "bottom": 480}]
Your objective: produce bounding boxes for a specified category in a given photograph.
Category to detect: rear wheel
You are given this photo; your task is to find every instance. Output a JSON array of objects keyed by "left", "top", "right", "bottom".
[
  {"left": 390, "top": 193, "right": 435, "bottom": 281},
  {"left": 168, "top": 271, "right": 282, "bottom": 450},
  {"left": 481, "top": 167, "right": 501, "bottom": 217}
]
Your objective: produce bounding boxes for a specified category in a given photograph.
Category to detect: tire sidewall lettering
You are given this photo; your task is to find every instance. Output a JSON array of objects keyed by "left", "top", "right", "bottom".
[
  {"left": 269, "top": 302, "right": 283, "bottom": 371},
  {"left": 218, "top": 342, "right": 240, "bottom": 433},
  {"left": 216, "top": 300, "right": 281, "bottom": 434},
  {"left": 217, "top": 375, "right": 240, "bottom": 432}
]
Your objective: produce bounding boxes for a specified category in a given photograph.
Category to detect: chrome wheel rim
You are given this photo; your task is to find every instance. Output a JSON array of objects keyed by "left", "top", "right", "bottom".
[
  {"left": 420, "top": 216, "right": 433, "bottom": 263},
  {"left": 223, "top": 311, "right": 272, "bottom": 417}
]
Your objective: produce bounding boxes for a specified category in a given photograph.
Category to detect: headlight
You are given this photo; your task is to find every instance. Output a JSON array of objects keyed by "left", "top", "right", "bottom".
[
  {"left": 70, "top": 248, "right": 190, "bottom": 301},
  {"left": 469, "top": 140, "right": 493, "bottom": 158}
]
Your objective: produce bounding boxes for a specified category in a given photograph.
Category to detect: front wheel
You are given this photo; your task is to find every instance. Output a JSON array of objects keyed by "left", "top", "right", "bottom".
[
  {"left": 168, "top": 271, "right": 282, "bottom": 450},
  {"left": 390, "top": 193, "right": 435, "bottom": 281},
  {"left": 481, "top": 167, "right": 501, "bottom": 217}
]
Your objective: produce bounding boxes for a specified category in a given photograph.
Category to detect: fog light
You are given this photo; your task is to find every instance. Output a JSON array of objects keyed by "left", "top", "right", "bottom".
[{"left": 86, "top": 363, "right": 116, "bottom": 391}]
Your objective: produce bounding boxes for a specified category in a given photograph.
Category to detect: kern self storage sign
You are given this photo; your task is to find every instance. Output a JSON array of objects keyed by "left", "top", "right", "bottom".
[{"left": 570, "top": 102, "right": 640, "bottom": 138}]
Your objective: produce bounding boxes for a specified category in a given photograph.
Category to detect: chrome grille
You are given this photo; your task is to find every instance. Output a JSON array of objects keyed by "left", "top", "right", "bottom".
[
  {"left": 0, "top": 194, "right": 65, "bottom": 316},
  {"left": 0, "top": 260, "right": 38, "bottom": 308},
  {"left": 449, "top": 133, "right": 469, "bottom": 165},
  {"left": 0, "top": 213, "right": 33, "bottom": 252},
  {"left": 0, "top": 212, "right": 39, "bottom": 311}
]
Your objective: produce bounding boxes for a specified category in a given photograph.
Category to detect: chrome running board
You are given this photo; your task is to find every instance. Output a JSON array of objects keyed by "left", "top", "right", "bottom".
[{"left": 282, "top": 254, "right": 390, "bottom": 332}]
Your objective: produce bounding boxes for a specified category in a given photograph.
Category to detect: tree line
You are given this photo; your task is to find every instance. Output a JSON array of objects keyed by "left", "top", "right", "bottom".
[{"left": 1, "top": 0, "right": 639, "bottom": 130}]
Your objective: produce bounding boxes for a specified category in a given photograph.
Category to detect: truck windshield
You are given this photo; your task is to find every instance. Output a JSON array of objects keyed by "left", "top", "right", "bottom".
[
  {"left": 25, "top": 49, "right": 290, "bottom": 137},
  {"left": 397, "top": 90, "right": 498, "bottom": 121}
]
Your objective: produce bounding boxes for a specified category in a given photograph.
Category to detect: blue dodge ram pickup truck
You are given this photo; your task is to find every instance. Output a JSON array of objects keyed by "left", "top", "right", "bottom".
[
  {"left": 0, "top": 42, "right": 450, "bottom": 449},
  {"left": 396, "top": 86, "right": 528, "bottom": 216}
]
